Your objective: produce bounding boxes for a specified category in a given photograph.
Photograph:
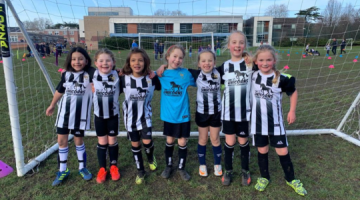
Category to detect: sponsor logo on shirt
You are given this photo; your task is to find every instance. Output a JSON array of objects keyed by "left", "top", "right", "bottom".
[
  {"left": 201, "top": 80, "right": 220, "bottom": 93},
  {"left": 66, "top": 80, "right": 87, "bottom": 95},
  {"left": 255, "top": 83, "right": 273, "bottom": 100},
  {"left": 164, "top": 81, "right": 183, "bottom": 96},
  {"left": 130, "top": 87, "right": 148, "bottom": 101},
  {"left": 227, "top": 70, "right": 249, "bottom": 86},
  {"left": 95, "top": 81, "right": 116, "bottom": 96}
]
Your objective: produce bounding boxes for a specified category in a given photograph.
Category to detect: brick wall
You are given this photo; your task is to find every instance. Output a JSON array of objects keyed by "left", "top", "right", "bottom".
[
  {"left": 192, "top": 24, "right": 202, "bottom": 33},
  {"left": 128, "top": 24, "right": 137, "bottom": 33},
  {"left": 84, "top": 16, "right": 110, "bottom": 50}
]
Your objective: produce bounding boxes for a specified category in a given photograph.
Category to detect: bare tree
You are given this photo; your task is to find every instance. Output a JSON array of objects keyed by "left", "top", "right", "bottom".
[
  {"left": 154, "top": 9, "right": 186, "bottom": 16},
  {"left": 323, "top": 0, "right": 342, "bottom": 26},
  {"left": 264, "top": 4, "right": 288, "bottom": 18},
  {"left": 23, "top": 17, "right": 53, "bottom": 31},
  {"left": 154, "top": 9, "right": 171, "bottom": 16},
  {"left": 339, "top": 3, "right": 357, "bottom": 24},
  {"left": 170, "top": 10, "right": 187, "bottom": 16}
]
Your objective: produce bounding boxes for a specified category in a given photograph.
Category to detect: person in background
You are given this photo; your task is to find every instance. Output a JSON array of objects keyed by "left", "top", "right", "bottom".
[{"left": 131, "top": 40, "right": 139, "bottom": 50}]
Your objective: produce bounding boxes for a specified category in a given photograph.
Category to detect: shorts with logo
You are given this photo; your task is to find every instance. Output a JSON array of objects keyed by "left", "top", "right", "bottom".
[
  {"left": 57, "top": 127, "right": 84, "bottom": 137},
  {"left": 253, "top": 134, "right": 288, "bottom": 148},
  {"left": 94, "top": 115, "right": 119, "bottom": 137},
  {"left": 127, "top": 127, "right": 152, "bottom": 142},
  {"left": 195, "top": 111, "right": 222, "bottom": 128},
  {"left": 222, "top": 121, "right": 249, "bottom": 138},
  {"left": 163, "top": 121, "right": 190, "bottom": 139}
]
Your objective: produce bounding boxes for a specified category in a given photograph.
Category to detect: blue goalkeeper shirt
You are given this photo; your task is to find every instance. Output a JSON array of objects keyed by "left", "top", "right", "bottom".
[{"left": 158, "top": 68, "right": 196, "bottom": 123}]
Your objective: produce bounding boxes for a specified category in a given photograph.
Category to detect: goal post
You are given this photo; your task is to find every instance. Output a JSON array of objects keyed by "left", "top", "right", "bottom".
[{"left": 3, "top": 0, "right": 73, "bottom": 176}]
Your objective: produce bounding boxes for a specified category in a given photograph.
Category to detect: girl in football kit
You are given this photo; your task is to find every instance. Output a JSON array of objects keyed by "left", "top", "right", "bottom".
[
  {"left": 92, "top": 48, "right": 121, "bottom": 184},
  {"left": 189, "top": 50, "right": 223, "bottom": 177},
  {"left": 156, "top": 45, "right": 196, "bottom": 181},
  {"left": 216, "top": 31, "right": 253, "bottom": 186},
  {"left": 251, "top": 44, "right": 307, "bottom": 196},
  {"left": 46, "top": 47, "right": 94, "bottom": 186},
  {"left": 157, "top": 50, "right": 224, "bottom": 178},
  {"left": 121, "top": 48, "right": 161, "bottom": 184}
]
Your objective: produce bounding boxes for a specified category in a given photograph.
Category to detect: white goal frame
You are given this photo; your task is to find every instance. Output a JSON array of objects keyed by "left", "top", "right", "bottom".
[
  {"left": 2, "top": 0, "right": 360, "bottom": 177},
  {"left": 138, "top": 32, "right": 215, "bottom": 53}
]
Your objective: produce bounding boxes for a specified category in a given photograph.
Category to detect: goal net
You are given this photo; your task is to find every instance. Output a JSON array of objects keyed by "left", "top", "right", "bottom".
[
  {"left": 137, "top": 32, "right": 214, "bottom": 67},
  {"left": 1, "top": 0, "right": 360, "bottom": 177}
]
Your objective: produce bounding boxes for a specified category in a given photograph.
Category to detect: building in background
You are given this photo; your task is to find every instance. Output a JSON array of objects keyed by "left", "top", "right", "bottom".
[
  {"left": 43, "top": 28, "right": 80, "bottom": 43},
  {"left": 244, "top": 16, "right": 305, "bottom": 47},
  {"left": 8, "top": 27, "right": 64, "bottom": 49},
  {"left": 80, "top": 7, "right": 242, "bottom": 50}
]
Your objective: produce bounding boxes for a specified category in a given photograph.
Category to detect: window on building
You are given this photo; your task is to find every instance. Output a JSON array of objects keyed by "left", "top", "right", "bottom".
[
  {"left": 202, "top": 23, "right": 230, "bottom": 33},
  {"left": 10, "top": 35, "right": 18, "bottom": 42},
  {"left": 256, "top": 21, "right": 269, "bottom": 43},
  {"left": 114, "top": 23, "right": 128, "bottom": 33},
  {"left": 274, "top": 24, "right": 282, "bottom": 29},
  {"left": 48, "top": 31, "right": 52, "bottom": 35},
  {"left": 137, "top": 24, "right": 153, "bottom": 33},
  {"left": 63, "top": 31, "right": 67, "bottom": 35},
  {"left": 70, "top": 31, "right": 74, "bottom": 35},
  {"left": 291, "top": 24, "right": 296, "bottom": 29},
  {"left": 153, "top": 24, "right": 165, "bottom": 33},
  {"left": 220, "top": 23, "right": 229, "bottom": 33},
  {"left": 70, "top": 38, "right": 75, "bottom": 42},
  {"left": 180, "top": 24, "right": 192, "bottom": 33},
  {"left": 55, "top": 31, "right": 59, "bottom": 35}
]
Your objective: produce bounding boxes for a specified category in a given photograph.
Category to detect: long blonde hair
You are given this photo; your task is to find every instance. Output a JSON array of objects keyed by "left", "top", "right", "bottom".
[{"left": 252, "top": 44, "right": 280, "bottom": 84}]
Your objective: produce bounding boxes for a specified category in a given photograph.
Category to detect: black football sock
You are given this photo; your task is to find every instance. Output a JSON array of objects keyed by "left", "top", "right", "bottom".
[
  {"left": 258, "top": 151, "right": 270, "bottom": 180},
  {"left": 279, "top": 153, "right": 295, "bottom": 182}
]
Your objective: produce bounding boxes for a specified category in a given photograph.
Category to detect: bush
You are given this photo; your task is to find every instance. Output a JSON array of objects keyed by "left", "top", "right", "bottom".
[{"left": 99, "top": 37, "right": 131, "bottom": 50}]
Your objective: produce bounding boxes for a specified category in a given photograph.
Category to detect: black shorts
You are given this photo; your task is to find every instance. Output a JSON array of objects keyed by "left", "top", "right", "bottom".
[
  {"left": 127, "top": 127, "right": 152, "bottom": 142},
  {"left": 163, "top": 121, "right": 190, "bottom": 139},
  {"left": 57, "top": 127, "right": 84, "bottom": 137},
  {"left": 195, "top": 112, "right": 221, "bottom": 128},
  {"left": 94, "top": 115, "right": 119, "bottom": 137},
  {"left": 222, "top": 121, "right": 249, "bottom": 138},
  {"left": 253, "top": 134, "right": 288, "bottom": 148}
]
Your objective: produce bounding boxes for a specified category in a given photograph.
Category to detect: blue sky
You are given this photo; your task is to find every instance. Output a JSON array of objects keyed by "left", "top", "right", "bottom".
[{"left": 7, "top": 0, "right": 359, "bottom": 26}]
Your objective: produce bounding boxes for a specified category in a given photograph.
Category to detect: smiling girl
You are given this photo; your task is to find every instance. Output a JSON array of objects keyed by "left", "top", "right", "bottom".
[
  {"left": 92, "top": 48, "right": 121, "bottom": 184},
  {"left": 121, "top": 48, "right": 161, "bottom": 184},
  {"left": 46, "top": 47, "right": 94, "bottom": 186}
]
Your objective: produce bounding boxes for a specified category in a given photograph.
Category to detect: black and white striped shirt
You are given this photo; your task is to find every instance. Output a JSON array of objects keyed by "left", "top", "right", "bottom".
[
  {"left": 55, "top": 69, "right": 94, "bottom": 130},
  {"left": 93, "top": 70, "right": 120, "bottom": 119},
  {"left": 250, "top": 71, "right": 296, "bottom": 136},
  {"left": 218, "top": 59, "right": 252, "bottom": 122},
  {"left": 189, "top": 69, "right": 221, "bottom": 114},
  {"left": 120, "top": 75, "right": 161, "bottom": 132}
]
